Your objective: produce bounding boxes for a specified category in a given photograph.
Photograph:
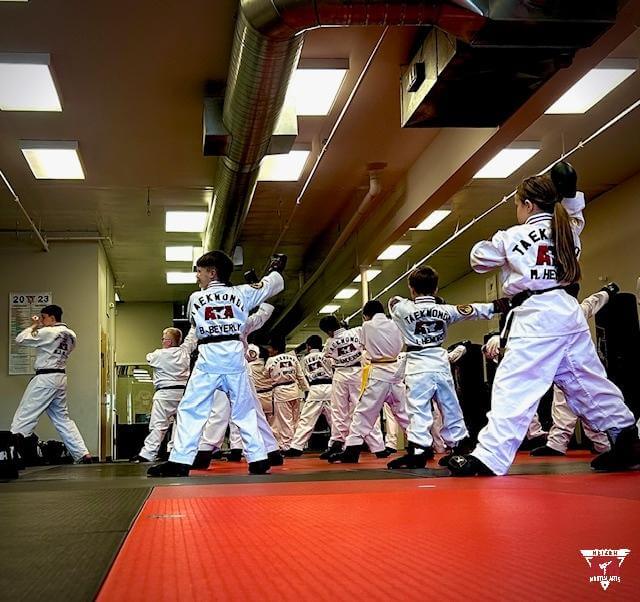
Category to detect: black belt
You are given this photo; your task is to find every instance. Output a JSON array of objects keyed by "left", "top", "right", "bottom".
[
  {"left": 256, "top": 388, "right": 273, "bottom": 394},
  {"left": 310, "top": 378, "right": 333, "bottom": 385},
  {"left": 273, "top": 382, "right": 296, "bottom": 388},
  {"left": 156, "top": 385, "right": 186, "bottom": 392},
  {"left": 198, "top": 334, "right": 241, "bottom": 346},
  {"left": 406, "top": 345, "right": 428, "bottom": 353},
  {"left": 35, "top": 369, "right": 65, "bottom": 375}
]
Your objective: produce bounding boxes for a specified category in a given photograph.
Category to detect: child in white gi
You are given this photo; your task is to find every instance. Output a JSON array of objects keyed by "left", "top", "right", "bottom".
[
  {"left": 148, "top": 251, "right": 286, "bottom": 477},
  {"left": 449, "top": 163, "right": 639, "bottom": 476},
  {"left": 265, "top": 339, "right": 308, "bottom": 451},
  {"left": 131, "top": 327, "right": 197, "bottom": 463},
  {"left": 388, "top": 268, "right": 499, "bottom": 469},
  {"left": 284, "top": 335, "right": 333, "bottom": 457},
  {"left": 11, "top": 305, "right": 92, "bottom": 464}
]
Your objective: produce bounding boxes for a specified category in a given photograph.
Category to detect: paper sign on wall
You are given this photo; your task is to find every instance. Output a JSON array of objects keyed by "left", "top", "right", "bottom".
[{"left": 8, "top": 292, "right": 53, "bottom": 375}]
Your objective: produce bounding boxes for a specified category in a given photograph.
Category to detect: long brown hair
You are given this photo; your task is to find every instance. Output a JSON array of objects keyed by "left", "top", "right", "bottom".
[{"left": 516, "top": 175, "right": 581, "bottom": 283}]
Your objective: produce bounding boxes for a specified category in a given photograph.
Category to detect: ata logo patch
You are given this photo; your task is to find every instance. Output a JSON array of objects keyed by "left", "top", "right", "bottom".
[
  {"left": 456, "top": 304, "right": 474, "bottom": 316},
  {"left": 249, "top": 282, "right": 264, "bottom": 289}
]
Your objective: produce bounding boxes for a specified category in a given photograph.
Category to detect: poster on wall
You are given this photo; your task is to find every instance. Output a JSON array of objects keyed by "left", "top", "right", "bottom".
[{"left": 8, "top": 292, "right": 53, "bottom": 375}]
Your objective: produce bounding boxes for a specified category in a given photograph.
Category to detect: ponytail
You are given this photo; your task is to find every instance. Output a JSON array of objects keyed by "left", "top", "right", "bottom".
[{"left": 552, "top": 202, "right": 581, "bottom": 284}]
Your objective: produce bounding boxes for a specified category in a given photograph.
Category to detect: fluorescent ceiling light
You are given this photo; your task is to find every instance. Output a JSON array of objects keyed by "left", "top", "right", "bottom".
[
  {"left": 413, "top": 209, "right": 451, "bottom": 230},
  {"left": 20, "top": 141, "right": 84, "bottom": 179},
  {"left": 0, "top": 53, "right": 60, "bottom": 111},
  {"left": 473, "top": 143, "right": 540, "bottom": 179},
  {"left": 115, "top": 292, "right": 121, "bottom": 302},
  {"left": 166, "top": 271, "right": 197, "bottom": 284},
  {"left": 258, "top": 150, "right": 310, "bottom": 182},
  {"left": 354, "top": 269, "right": 382, "bottom": 283},
  {"left": 378, "top": 244, "right": 411, "bottom": 261},
  {"left": 335, "top": 288, "right": 358, "bottom": 300},
  {"left": 166, "top": 246, "right": 194, "bottom": 262},
  {"left": 165, "top": 211, "right": 207, "bottom": 232},
  {"left": 286, "top": 69, "right": 347, "bottom": 116},
  {"left": 545, "top": 59, "right": 638, "bottom": 114},
  {"left": 319, "top": 304, "right": 341, "bottom": 314}
]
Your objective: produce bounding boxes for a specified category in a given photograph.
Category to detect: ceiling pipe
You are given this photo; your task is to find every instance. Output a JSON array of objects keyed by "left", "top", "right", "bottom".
[{"left": 203, "top": 0, "right": 489, "bottom": 254}]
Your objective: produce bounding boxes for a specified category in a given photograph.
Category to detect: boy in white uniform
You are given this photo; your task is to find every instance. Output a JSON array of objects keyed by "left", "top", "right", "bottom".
[
  {"left": 284, "top": 335, "right": 333, "bottom": 457},
  {"left": 131, "top": 326, "right": 197, "bottom": 462},
  {"left": 328, "top": 300, "right": 411, "bottom": 463},
  {"left": 11, "top": 305, "right": 92, "bottom": 464},
  {"left": 388, "top": 268, "right": 501, "bottom": 469},
  {"left": 319, "top": 316, "right": 386, "bottom": 459},
  {"left": 449, "top": 163, "right": 639, "bottom": 476},
  {"left": 148, "top": 251, "right": 286, "bottom": 477},
  {"left": 265, "top": 339, "right": 308, "bottom": 451}
]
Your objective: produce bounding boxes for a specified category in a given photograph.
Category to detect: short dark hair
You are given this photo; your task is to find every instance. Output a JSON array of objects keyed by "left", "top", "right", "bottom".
[
  {"left": 42, "top": 304, "right": 63, "bottom": 322},
  {"left": 306, "top": 334, "right": 323, "bottom": 350},
  {"left": 363, "top": 300, "right": 384, "bottom": 319},
  {"left": 269, "top": 335, "right": 286, "bottom": 354},
  {"left": 319, "top": 315, "right": 340, "bottom": 334},
  {"left": 196, "top": 251, "right": 233, "bottom": 283},
  {"left": 408, "top": 266, "right": 439, "bottom": 295}
]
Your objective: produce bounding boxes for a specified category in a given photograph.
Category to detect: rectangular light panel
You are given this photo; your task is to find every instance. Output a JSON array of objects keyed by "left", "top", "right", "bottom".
[
  {"left": 287, "top": 69, "right": 347, "bottom": 116},
  {"left": 335, "top": 288, "right": 358, "bottom": 299},
  {"left": 473, "top": 144, "right": 540, "bottom": 179},
  {"left": 378, "top": 244, "right": 411, "bottom": 261},
  {"left": 166, "top": 246, "right": 194, "bottom": 262},
  {"left": 258, "top": 150, "right": 310, "bottom": 182},
  {"left": 546, "top": 59, "right": 637, "bottom": 114},
  {"left": 21, "top": 141, "right": 84, "bottom": 179},
  {"left": 165, "top": 211, "right": 208, "bottom": 232},
  {"left": 354, "top": 269, "right": 382, "bottom": 283},
  {"left": 319, "top": 304, "right": 340, "bottom": 314},
  {"left": 166, "top": 271, "right": 198, "bottom": 284},
  {"left": 0, "top": 53, "right": 61, "bottom": 111},
  {"left": 413, "top": 209, "right": 451, "bottom": 230}
]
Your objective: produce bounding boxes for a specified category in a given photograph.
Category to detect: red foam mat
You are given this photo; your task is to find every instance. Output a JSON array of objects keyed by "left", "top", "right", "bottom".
[{"left": 99, "top": 473, "right": 640, "bottom": 601}]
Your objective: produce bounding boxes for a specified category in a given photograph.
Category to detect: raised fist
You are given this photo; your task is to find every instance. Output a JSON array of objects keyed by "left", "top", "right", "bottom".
[
  {"left": 550, "top": 161, "right": 577, "bottom": 199},
  {"left": 266, "top": 254, "right": 287, "bottom": 274},
  {"left": 601, "top": 282, "right": 620, "bottom": 298}
]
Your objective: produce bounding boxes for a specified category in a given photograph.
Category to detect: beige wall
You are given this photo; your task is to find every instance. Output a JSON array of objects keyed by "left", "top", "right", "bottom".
[
  {"left": 440, "top": 171, "right": 640, "bottom": 344},
  {"left": 115, "top": 302, "right": 173, "bottom": 365},
  {"left": 0, "top": 242, "right": 104, "bottom": 454}
]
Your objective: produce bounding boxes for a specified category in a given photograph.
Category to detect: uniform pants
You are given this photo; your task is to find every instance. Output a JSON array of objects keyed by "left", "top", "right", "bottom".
[
  {"left": 290, "top": 400, "right": 332, "bottom": 451},
  {"left": 526, "top": 413, "right": 548, "bottom": 439},
  {"left": 346, "top": 378, "right": 410, "bottom": 448},
  {"left": 472, "top": 331, "right": 635, "bottom": 475},
  {"left": 430, "top": 401, "right": 446, "bottom": 453},
  {"left": 404, "top": 370, "right": 469, "bottom": 449},
  {"left": 330, "top": 370, "right": 385, "bottom": 452},
  {"left": 170, "top": 366, "right": 267, "bottom": 465},
  {"left": 139, "top": 390, "right": 183, "bottom": 460},
  {"left": 272, "top": 397, "right": 301, "bottom": 451},
  {"left": 198, "top": 390, "right": 278, "bottom": 454},
  {"left": 547, "top": 386, "right": 610, "bottom": 453},
  {"left": 11, "top": 373, "right": 89, "bottom": 461},
  {"left": 257, "top": 391, "right": 274, "bottom": 425},
  {"left": 383, "top": 403, "right": 400, "bottom": 450}
]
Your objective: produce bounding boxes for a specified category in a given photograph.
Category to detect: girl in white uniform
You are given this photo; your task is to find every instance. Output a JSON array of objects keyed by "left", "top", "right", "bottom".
[{"left": 449, "top": 164, "right": 639, "bottom": 476}]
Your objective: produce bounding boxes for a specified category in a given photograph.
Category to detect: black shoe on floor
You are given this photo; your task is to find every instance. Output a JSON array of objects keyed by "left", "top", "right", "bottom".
[
  {"left": 211, "top": 449, "right": 224, "bottom": 460},
  {"left": 191, "top": 450, "right": 213, "bottom": 470},
  {"left": 387, "top": 444, "right": 433, "bottom": 469},
  {"left": 591, "top": 425, "right": 640, "bottom": 472},
  {"left": 438, "top": 436, "right": 474, "bottom": 466},
  {"left": 319, "top": 441, "right": 343, "bottom": 460},
  {"left": 530, "top": 445, "right": 565, "bottom": 457},
  {"left": 282, "top": 448, "right": 303, "bottom": 458},
  {"left": 248, "top": 459, "right": 271, "bottom": 475},
  {"left": 447, "top": 454, "right": 495, "bottom": 477},
  {"left": 328, "top": 444, "right": 362, "bottom": 464},
  {"left": 147, "top": 461, "right": 190, "bottom": 478},
  {"left": 267, "top": 450, "right": 284, "bottom": 466},
  {"left": 519, "top": 434, "right": 547, "bottom": 452},
  {"left": 375, "top": 449, "right": 393, "bottom": 459},
  {"left": 130, "top": 454, "right": 153, "bottom": 464},
  {"left": 79, "top": 455, "right": 93, "bottom": 464},
  {"left": 225, "top": 449, "right": 243, "bottom": 462}
]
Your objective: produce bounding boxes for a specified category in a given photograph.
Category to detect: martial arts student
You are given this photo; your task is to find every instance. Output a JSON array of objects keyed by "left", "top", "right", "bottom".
[
  {"left": 483, "top": 285, "right": 618, "bottom": 457},
  {"left": 192, "top": 304, "right": 282, "bottom": 468},
  {"left": 284, "top": 335, "right": 333, "bottom": 457},
  {"left": 388, "top": 267, "right": 501, "bottom": 469},
  {"left": 11, "top": 305, "right": 92, "bottom": 464},
  {"left": 319, "top": 315, "right": 386, "bottom": 459},
  {"left": 448, "top": 163, "right": 639, "bottom": 476},
  {"left": 148, "top": 251, "right": 286, "bottom": 477},
  {"left": 265, "top": 339, "right": 308, "bottom": 451},
  {"left": 131, "top": 327, "right": 197, "bottom": 463},
  {"left": 328, "top": 300, "right": 411, "bottom": 463}
]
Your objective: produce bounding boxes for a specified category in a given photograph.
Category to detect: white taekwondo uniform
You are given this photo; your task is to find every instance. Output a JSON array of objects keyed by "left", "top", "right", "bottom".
[
  {"left": 265, "top": 352, "right": 308, "bottom": 450},
  {"left": 197, "top": 304, "right": 279, "bottom": 456},
  {"left": 138, "top": 328, "right": 197, "bottom": 461},
  {"left": 11, "top": 323, "right": 90, "bottom": 461},
  {"left": 289, "top": 349, "right": 333, "bottom": 452},
  {"left": 323, "top": 327, "right": 385, "bottom": 452},
  {"left": 169, "top": 272, "right": 284, "bottom": 465},
  {"left": 389, "top": 296, "right": 495, "bottom": 450},
  {"left": 345, "top": 313, "right": 411, "bottom": 448},
  {"left": 469, "top": 193, "right": 634, "bottom": 475}
]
